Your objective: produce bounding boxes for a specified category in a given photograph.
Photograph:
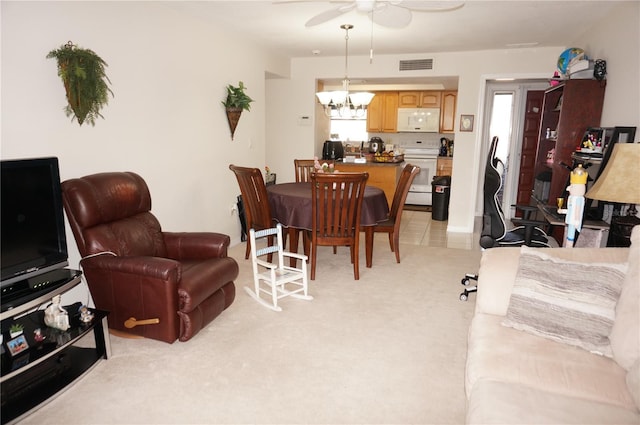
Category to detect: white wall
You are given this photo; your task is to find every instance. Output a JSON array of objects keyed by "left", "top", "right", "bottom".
[
  {"left": 266, "top": 2, "right": 639, "bottom": 233},
  {"left": 577, "top": 2, "right": 640, "bottom": 128},
  {"left": 1, "top": 1, "right": 287, "bottom": 303}
]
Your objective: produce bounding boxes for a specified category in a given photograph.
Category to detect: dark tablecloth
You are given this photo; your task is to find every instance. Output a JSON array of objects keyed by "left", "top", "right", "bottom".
[{"left": 267, "top": 182, "right": 389, "bottom": 230}]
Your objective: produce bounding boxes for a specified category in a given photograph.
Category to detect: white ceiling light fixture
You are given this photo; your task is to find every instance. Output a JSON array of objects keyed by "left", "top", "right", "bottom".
[{"left": 316, "top": 24, "right": 375, "bottom": 119}]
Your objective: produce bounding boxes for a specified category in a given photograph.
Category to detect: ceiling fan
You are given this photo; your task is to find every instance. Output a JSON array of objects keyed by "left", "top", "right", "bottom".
[{"left": 304, "top": 1, "right": 465, "bottom": 28}]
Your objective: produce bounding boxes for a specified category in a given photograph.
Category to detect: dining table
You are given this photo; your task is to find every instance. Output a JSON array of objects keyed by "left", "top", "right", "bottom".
[{"left": 266, "top": 182, "right": 390, "bottom": 268}]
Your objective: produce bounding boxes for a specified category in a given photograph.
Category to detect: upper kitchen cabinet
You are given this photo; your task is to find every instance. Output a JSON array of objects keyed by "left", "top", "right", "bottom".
[
  {"left": 534, "top": 79, "right": 606, "bottom": 205},
  {"left": 439, "top": 91, "right": 457, "bottom": 133},
  {"left": 398, "top": 91, "right": 441, "bottom": 108},
  {"left": 367, "top": 92, "right": 398, "bottom": 133}
]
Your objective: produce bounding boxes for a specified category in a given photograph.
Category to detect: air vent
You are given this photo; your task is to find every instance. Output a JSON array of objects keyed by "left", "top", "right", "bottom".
[{"left": 399, "top": 59, "right": 433, "bottom": 71}]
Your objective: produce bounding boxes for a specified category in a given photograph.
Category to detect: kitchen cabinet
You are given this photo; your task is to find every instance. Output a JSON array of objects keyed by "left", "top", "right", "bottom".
[
  {"left": 334, "top": 162, "right": 403, "bottom": 206},
  {"left": 436, "top": 157, "right": 453, "bottom": 176},
  {"left": 398, "top": 91, "right": 441, "bottom": 108},
  {"left": 367, "top": 90, "right": 457, "bottom": 134},
  {"left": 367, "top": 92, "right": 398, "bottom": 133},
  {"left": 533, "top": 80, "right": 606, "bottom": 207},
  {"left": 439, "top": 91, "right": 457, "bottom": 133}
]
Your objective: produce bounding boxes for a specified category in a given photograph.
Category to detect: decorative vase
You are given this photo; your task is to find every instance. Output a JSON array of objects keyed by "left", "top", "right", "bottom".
[
  {"left": 225, "top": 107, "right": 243, "bottom": 140},
  {"left": 265, "top": 173, "right": 276, "bottom": 186}
]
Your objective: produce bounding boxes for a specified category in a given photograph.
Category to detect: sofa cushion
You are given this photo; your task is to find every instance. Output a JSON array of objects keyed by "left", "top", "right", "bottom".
[
  {"left": 475, "top": 247, "right": 628, "bottom": 317},
  {"left": 630, "top": 359, "right": 640, "bottom": 411},
  {"left": 609, "top": 226, "right": 640, "bottom": 371},
  {"left": 628, "top": 359, "right": 640, "bottom": 409},
  {"left": 467, "top": 379, "right": 640, "bottom": 424},
  {"left": 475, "top": 248, "right": 521, "bottom": 316},
  {"left": 503, "top": 246, "right": 627, "bottom": 357},
  {"left": 467, "top": 313, "right": 636, "bottom": 410}
]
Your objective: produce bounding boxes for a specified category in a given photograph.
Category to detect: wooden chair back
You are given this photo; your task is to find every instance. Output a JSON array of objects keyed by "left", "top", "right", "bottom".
[
  {"left": 229, "top": 164, "right": 274, "bottom": 258},
  {"left": 294, "top": 159, "right": 334, "bottom": 183},
  {"left": 390, "top": 164, "right": 421, "bottom": 222},
  {"left": 310, "top": 171, "right": 368, "bottom": 280},
  {"left": 365, "top": 164, "right": 420, "bottom": 266}
]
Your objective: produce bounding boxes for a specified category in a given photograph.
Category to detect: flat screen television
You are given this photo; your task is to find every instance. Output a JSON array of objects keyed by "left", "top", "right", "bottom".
[{"left": 1, "top": 157, "right": 77, "bottom": 311}]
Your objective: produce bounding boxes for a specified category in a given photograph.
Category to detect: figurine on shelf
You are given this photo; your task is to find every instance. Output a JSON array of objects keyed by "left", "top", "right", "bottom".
[
  {"left": 564, "top": 164, "right": 588, "bottom": 247},
  {"left": 44, "top": 295, "right": 69, "bottom": 331},
  {"left": 33, "top": 328, "right": 46, "bottom": 342},
  {"left": 79, "top": 305, "right": 94, "bottom": 323}
]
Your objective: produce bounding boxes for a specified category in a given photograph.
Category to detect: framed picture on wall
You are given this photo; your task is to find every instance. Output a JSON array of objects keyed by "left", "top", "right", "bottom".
[
  {"left": 611, "top": 126, "right": 636, "bottom": 144},
  {"left": 460, "top": 115, "right": 474, "bottom": 132}
]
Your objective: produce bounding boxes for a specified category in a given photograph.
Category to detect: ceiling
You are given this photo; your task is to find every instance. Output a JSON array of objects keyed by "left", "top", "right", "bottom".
[{"left": 163, "top": 1, "right": 621, "bottom": 58}]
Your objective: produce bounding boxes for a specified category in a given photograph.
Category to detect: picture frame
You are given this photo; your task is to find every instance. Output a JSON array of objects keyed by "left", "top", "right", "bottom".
[
  {"left": 6, "top": 334, "right": 29, "bottom": 357},
  {"left": 611, "top": 126, "right": 636, "bottom": 144},
  {"left": 460, "top": 114, "right": 474, "bottom": 132}
]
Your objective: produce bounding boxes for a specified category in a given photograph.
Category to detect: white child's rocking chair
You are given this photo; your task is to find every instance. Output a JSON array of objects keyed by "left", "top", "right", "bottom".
[{"left": 246, "top": 224, "right": 313, "bottom": 311}]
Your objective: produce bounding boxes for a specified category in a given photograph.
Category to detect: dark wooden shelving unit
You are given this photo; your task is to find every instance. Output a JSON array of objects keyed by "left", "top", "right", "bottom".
[{"left": 534, "top": 79, "right": 606, "bottom": 207}]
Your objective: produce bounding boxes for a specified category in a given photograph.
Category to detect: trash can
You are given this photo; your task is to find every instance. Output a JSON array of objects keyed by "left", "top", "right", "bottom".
[{"left": 431, "top": 175, "right": 451, "bottom": 221}]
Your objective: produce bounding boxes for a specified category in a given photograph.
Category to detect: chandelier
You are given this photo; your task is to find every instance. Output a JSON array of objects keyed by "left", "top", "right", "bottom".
[{"left": 316, "top": 24, "right": 375, "bottom": 118}]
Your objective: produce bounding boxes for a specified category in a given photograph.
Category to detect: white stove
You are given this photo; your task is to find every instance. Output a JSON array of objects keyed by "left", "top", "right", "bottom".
[
  {"left": 400, "top": 140, "right": 440, "bottom": 206},
  {"left": 401, "top": 139, "right": 441, "bottom": 157}
]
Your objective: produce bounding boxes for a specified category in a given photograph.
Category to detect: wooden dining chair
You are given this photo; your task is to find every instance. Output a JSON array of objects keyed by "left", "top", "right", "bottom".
[
  {"left": 309, "top": 172, "right": 368, "bottom": 280},
  {"left": 292, "top": 159, "right": 336, "bottom": 261},
  {"left": 229, "top": 164, "right": 276, "bottom": 259},
  {"left": 365, "top": 164, "right": 420, "bottom": 267},
  {"left": 294, "top": 159, "right": 334, "bottom": 183}
]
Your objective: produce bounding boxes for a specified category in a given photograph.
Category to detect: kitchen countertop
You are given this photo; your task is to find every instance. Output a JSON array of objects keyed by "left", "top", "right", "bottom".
[{"left": 337, "top": 159, "right": 405, "bottom": 166}]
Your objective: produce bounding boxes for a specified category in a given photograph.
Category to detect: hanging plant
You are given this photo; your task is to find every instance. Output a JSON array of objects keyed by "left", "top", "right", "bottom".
[
  {"left": 47, "top": 41, "right": 113, "bottom": 126},
  {"left": 222, "top": 81, "right": 253, "bottom": 139}
]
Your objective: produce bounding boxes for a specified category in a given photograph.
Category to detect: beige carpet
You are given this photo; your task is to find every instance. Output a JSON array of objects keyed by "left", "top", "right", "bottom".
[{"left": 19, "top": 239, "right": 481, "bottom": 425}]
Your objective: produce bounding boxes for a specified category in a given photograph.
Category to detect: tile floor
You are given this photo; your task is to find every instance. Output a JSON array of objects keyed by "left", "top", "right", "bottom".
[{"left": 395, "top": 210, "right": 482, "bottom": 250}]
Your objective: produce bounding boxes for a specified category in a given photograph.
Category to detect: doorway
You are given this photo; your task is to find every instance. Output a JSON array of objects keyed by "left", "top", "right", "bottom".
[{"left": 477, "top": 80, "right": 548, "bottom": 221}]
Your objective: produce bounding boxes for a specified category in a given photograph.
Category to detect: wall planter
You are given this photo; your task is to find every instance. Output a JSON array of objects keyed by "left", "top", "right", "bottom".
[
  {"left": 47, "top": 41, "right": 113, "bottom": 126},
  {"left": 222, "top": 81, "right": 253, "bottom": 140}
]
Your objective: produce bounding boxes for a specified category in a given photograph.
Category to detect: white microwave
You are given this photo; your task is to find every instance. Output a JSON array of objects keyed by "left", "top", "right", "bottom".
[{"left": 397, "top": 108, "right": 440, "bottom": 132}]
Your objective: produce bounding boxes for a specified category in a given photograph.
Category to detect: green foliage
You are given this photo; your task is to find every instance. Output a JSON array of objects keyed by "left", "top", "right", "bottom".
[
  {"left": 9, "top": 323, "right": 23, "bottom": 333},
  {"left": 47, "top": 42, "right": 113, "bottom": 126},
  {"left": 222, "top": 81, "right": 254, "bottom": 111}
]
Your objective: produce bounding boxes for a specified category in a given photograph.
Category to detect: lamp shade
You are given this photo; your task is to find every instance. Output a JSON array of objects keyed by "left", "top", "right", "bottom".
[
  {"left": 315, "top": 91, "right": 334, "bottom": 106},
  {"left": 349, "top": 92, "right": 375, "bottom": 107},
  {"left": 585, "top": 143, "right": 640, "bottom": 204}
]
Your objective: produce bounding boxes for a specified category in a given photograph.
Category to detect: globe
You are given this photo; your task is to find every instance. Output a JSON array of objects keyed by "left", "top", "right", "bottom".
[{"left": 557, "top": 48, "right": 585, "bottom": 77}]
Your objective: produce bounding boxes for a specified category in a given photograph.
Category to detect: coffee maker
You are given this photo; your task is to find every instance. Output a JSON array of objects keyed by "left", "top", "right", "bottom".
[
  {"left": 369, "top": 137, "right": 385, "bottom": 154},
  {"left": 322, "top": 140, "right": 344, "bottom": 160}
]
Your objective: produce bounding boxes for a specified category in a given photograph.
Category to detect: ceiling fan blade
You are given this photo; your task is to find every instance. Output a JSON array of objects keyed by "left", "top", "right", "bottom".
[
  {"left": 371, "top": 4, "right": 412, "bottom": 28},
  {"left": 397, "top": 1, "right": 465, "bottom": 12},
  {"left": 305, "top": 4, "right": 356, "bottom": 27}
]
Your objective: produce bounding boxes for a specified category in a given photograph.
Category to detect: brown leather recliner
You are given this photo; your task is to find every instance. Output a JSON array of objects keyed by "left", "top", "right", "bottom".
[{"left": 61, "top": 172, "right": 238, "bottom": 343}]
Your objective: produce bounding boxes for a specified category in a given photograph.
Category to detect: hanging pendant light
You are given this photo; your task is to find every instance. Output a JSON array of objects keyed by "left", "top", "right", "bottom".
[{"left": 316, "top": 24, "right": 374, "bottom": 119}]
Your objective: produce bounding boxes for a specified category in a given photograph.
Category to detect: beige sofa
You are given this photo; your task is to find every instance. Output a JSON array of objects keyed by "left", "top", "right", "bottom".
[{"left": 465, "top": 226, "right": 639, "bottom": 424}]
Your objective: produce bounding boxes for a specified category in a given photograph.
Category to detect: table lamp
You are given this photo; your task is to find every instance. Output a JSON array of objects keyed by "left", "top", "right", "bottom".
[{"left": 585, "top": 143, "right": 640, "bottom": 244}]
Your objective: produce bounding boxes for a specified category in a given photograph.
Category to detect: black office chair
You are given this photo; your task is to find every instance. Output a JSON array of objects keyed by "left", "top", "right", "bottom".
[{"left": 460, "top": 136, "right": 550, "bottom": 301}]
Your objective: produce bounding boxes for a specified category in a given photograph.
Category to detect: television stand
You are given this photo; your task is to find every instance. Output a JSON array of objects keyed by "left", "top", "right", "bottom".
[
  {"left": 0, "top": 274, "right": 110, "bottom": 425},
  {"left": 1, "top": 269, "right": 84, "bottom": 318}
]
